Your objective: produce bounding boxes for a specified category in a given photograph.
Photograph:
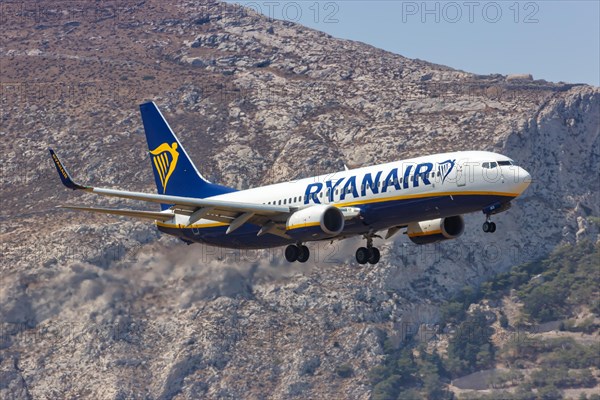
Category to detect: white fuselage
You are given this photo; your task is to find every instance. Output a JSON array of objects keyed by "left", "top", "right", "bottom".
[{"left": 158, "top": 151, "right": 530, "bottom": 248}]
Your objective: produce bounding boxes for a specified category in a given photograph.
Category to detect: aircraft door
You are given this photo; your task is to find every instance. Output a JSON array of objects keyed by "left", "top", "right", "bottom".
[{"left": 456, "top": 161, "right": 467, "bottom": 187}]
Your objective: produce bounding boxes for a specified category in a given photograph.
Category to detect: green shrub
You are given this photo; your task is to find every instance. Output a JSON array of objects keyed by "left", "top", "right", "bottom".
[
  {"left": 440, "top": 301, "right": 466, "bottom": 326},
  {"left": 372, "top": 375, "right": 402, "bottom": 400},
  {"left": 446, "top": 310, "right": 495, "bottom": 375},
  {"left": 396, "top": 388, "right": 422, "bottom": 400},
  {"left": 499, "top": 312, "right": 509, "bottom": 328},
  {"left": 335, "top": 363, "right": 353, "bottom": 378}
]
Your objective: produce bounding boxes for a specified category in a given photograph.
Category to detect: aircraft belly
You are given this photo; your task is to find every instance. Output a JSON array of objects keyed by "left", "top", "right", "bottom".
[
  {"left": 157, "top": 224, "right": 293, "bottom": 249},
  {"left": 356, "top": 193, "right": 514, "bottom": 229},
  {"left": 156, "top": 193, "right": 515, "bottom": 249}
]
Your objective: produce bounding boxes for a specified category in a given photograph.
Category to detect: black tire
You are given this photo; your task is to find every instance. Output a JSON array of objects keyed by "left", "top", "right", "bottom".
[
  {"left": 297, "top": 245, "right": 310, "bottom": 263},
  {"left": 489, "top": 222, "right": 497, "bottom": 233},
  {"left": 482, "top": 221, "right": 490, "bottom": 233},
  {"left": 285, "top": 245, "right": 298, "bottom": 262},
  {"left": 368, "top": 247, "right": 381, "bottom": 264},
  {"left": 356, "top": 247, "right": 370, "bottom": 264}
]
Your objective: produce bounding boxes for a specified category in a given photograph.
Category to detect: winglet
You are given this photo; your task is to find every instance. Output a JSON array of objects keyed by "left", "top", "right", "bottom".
[{"left": 48, "top": 148, "right": 89, "bottom": 190}]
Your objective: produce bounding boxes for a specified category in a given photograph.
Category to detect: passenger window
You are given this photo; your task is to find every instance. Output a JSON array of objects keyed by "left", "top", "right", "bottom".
[{"left": 278, "top": 200, "right": 281, "bottom": 205}]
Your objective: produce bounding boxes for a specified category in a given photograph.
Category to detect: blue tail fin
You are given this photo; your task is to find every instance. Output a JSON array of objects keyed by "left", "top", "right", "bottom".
[{"left": 139, "top": 102, "right": 235, "bottom": 209}]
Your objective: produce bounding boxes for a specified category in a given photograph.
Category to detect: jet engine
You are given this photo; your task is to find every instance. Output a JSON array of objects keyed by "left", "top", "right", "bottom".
[
  {"left": 286, "top": 205, "right": 344, "bottom": 240},
  {"left": 407, "top": 215, "right": 464, "bottom": 245}
]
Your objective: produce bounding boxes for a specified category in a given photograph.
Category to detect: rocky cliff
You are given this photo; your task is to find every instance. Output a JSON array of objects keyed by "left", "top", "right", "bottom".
[{"left": 1, "top": 1, "right": 598, "bottom": 398}]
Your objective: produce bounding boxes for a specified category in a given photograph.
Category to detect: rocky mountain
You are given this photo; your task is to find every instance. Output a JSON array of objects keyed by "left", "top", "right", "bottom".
[{"left": 1, "top": 0, "right": 598, "bottom": 398}]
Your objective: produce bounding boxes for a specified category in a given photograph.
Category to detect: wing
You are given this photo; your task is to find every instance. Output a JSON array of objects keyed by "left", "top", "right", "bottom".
[
  {"left": 49, "top": 149, "right": 293, "bottom": 238},
  {"left": 60, "top": 205, "right": 175, "bottom": 221}
]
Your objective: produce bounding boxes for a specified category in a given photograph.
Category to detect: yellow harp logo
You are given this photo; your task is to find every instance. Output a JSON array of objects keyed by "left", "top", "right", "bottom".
[{"left": 150, "top": 142, "right": 179, "bottom": 192}]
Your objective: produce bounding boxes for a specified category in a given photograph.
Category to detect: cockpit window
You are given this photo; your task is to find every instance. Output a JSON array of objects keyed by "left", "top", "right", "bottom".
[
  {"left": 483, "top": 161, "right": 501, "bottom": 169},
  {"left": 497, "top": 160, "right": 513, "bottom": 166}
]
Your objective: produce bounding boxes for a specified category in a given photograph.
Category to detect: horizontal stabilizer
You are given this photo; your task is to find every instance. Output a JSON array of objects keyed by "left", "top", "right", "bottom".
[{"left": 60, "top": 205, "right": 175, "bottom": 221}]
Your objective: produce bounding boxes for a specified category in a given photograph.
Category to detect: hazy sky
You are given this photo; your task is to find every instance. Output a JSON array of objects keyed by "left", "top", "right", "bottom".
[{"left": 226, "top": 1, "right": 600, "bottom": 86}]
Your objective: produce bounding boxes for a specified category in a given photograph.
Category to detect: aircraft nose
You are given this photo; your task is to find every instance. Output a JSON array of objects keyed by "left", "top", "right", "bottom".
[{"left": 516, "top": 167, "right": 532, "bottom": 193}]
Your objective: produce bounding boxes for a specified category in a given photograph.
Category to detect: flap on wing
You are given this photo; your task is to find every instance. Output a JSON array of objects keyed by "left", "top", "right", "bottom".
[{"left": 61, "top": 205, "right": 175, "bottom": 221}]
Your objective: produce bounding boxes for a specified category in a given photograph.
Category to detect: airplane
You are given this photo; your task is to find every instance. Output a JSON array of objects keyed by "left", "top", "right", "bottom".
[{"left": 49, "top": 101, "right": 531, "bottom": 265}]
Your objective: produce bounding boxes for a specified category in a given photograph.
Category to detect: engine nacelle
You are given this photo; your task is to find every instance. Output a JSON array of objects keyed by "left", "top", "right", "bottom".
[
  {"left": 407, "top": 215, "right": 464, "bottom": 245},
  {"left": 286, "top": 205, "right": 344, "bottom": 240}
]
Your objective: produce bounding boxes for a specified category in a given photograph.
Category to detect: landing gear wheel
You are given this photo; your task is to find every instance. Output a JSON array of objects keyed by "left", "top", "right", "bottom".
[
  {"left": 356, "top": 247, "right": 370, "bottom": 265},
  {"left": 368, "top": 247, "right": 381, "bottom": 264},
  {"left": 297, "top": 245, "right": 310, "bottom": 263},
  {"left": 285, "top": 245, "right": 299, "bottom": 262},
  {"left": 482, "top": 221, "right": 497, "bottom": 233},
  {"left": 482, "top": 221, "right": 491, "bottom": 233}
]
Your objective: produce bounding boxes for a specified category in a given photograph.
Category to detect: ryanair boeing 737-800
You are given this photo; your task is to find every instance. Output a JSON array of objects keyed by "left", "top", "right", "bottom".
[{"left": 50, "top": 101, "right": 531, "bottom": 265}]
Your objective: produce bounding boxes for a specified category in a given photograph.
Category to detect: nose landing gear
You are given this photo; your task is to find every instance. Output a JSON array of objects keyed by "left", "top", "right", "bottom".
[
  {"left": 482, "top": 216, "right": 496, "bottom": 233},
  {"left": 481, "top": 202, "right": 510, "bottom": 233},
  {"left": 356, "top": 235, "right": 381, "bottom": 265}
]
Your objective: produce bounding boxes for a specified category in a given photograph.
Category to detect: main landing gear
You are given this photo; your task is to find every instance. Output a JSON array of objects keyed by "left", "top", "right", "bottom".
[
  {"left": 482, "top": 216, "right": 497, "bottom": 233},
  {"left": 285, "top": 243, "right": 310, "bottom": 263},
  {"left": 356, "top": 235, "right": 381, "bottom": 265}
]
